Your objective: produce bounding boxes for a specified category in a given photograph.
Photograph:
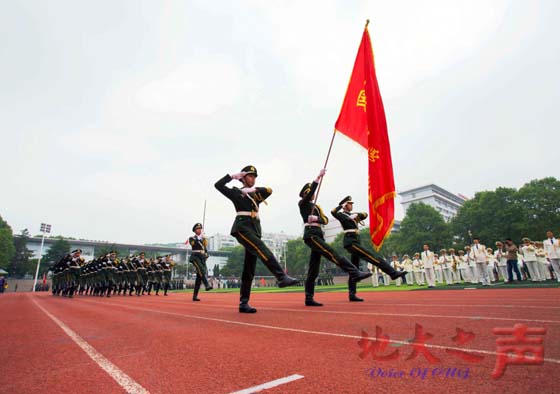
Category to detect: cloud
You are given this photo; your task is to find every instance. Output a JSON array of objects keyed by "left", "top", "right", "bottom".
[{"left": 135, "top": 54, "right": 243, "bottom": 116}]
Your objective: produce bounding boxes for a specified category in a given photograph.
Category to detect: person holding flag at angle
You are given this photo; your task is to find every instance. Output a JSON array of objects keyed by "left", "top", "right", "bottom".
[
  {"left": 215, "top": 165, "right": 298, "bottom": 313},
  {"left": 299, "top": 170, "right": 372, "bottom": 307},
  {"left": 332, "top": 195, "right": 406, "bottom": 301},
  {"left": 188, "top": 222, "right": 213, "bottom": 301}
]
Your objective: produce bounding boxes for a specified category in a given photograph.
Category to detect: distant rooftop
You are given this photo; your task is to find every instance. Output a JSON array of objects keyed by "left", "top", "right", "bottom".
[{"left": 399, "top": 184, "right": 467, "bottom": 205}]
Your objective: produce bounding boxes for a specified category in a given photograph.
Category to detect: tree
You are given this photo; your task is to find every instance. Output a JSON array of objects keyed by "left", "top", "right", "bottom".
[
  {"left": 451, "top": 187, "right": 522, "bottom": 245},
  {"left": 515, "top": 177, "right": 560, "bottom": 241},
  {"left": 396, "top": 203, "right": 451, "bottom": 255},
  {"left": 10, "top": 229, "right": 34, "bottom": 277},
  {"left": 450, "top": 178, "right": 560, "bottom": 245},
  {"left": 42, "top": 237, "right": 71, "bottom": 271},
  {"left": 0, "top": 215, "right": 15, "bottom": 271}
]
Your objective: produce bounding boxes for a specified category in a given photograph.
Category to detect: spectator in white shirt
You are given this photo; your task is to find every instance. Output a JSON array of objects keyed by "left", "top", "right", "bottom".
[
  {"left": 472, "top": 237, "right": 490, "bottom": 286},
  {"left": 494, "top": 241, "right": 508, "bottom": 282},
  {"left": 543, "top": 231, "right": 560, "bottom": 282},
  {"left": 521, "top": 238, "right": 541, "bottom": 282},
  {"left": 421, "top": 244, "right": 436, "bottom": 288}
]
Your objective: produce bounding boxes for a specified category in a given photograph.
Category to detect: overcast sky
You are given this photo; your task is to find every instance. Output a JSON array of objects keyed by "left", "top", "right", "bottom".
[{"left": 1, "top": 0, "right": 559, "bottom": 244}]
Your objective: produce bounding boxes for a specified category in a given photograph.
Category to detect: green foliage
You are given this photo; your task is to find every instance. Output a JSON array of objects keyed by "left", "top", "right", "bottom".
[
  {"left": 515, "top": 177, "right": 560, "bottom": 240},
  {"left": 451, "top": 177, "right": 560, "bottom": 244},
  {"left": 285, "top": 238, "right": 312, "bottom": 275},
  {"left": 9, "top": 229, "right": 35, "bottom": 277},
  {"left": 42, "top": 237, "right": 71, "bottom": 266},
  {"left": 0, "top": 215, "right": 16, "bottom": 270},
  {"left": 451, "top": 187, "right": 521, "bottom": 245},
  {"left": 396, "top": 202, "right": 452, "bottom": 254}
]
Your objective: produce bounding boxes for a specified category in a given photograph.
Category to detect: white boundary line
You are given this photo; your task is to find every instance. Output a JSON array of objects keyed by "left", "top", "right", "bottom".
[
  {"left": 78, "top": 298, "right": 560, "bottom": 365},
  {"left": 110, "top": 298, "right": 560, "bottom": 325},
  {"left": 229, "top": 374, "right": 304, "bottom": 394},
  {"left": 30, "top": 297, "right": 150, "bottom": 394}
]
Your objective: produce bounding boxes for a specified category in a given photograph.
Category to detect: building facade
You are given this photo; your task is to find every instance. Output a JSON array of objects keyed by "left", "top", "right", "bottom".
[{"left": 398, "top": 184, "right": 467, "bottom": 222}]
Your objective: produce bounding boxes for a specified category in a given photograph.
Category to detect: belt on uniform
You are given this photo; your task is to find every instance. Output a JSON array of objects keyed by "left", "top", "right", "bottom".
[
  {"left": 344, "top": 229, "right": 358, "bottom": 233},
  {"left": 237, "top": 211, "right": 259, "bottom": 219},
  {"left": 192, "top": 250, "right": 206, "bottom": 253},
  {"left": 304, "top": 223, "right": 322, "bottom": 227}
]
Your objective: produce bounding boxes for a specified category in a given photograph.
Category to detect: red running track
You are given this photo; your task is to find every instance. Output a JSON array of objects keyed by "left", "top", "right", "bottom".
[{"left": 2, "top": 288, "right": 559, "bottom": 394}]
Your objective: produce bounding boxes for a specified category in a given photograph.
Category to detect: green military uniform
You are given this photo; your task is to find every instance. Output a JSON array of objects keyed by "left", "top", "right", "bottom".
[
  {"left": 299, "top": 179, "right": 371, "bottom": 306},
  {"left": 134, "top": 253, "right": 148, "bottom": 296},
  {"left": 331, "top": 196, "right": 404, "bottom": 301},
  {"left": 161, "top": 255, "right": 174, "bottom": 296},
  {"left": 189, "top": 223, "right": 212, "bottom": 301},
  {"left": 215, "top": 165, "right": 297, "bottom": 313}
]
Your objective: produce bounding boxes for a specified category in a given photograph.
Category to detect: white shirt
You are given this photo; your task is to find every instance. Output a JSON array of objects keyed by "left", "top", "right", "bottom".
[
  {"left": 421, "top": 251, "right": 435, "bottom": 269},
  {"left": 494, "top": 250, "right": 507, "bottom": 266},
  {"left": 458, "top": 255, "right": 469, "bottom": 269},
  {"left": 412, "top": 258, "right": 423, "bottom": 272},
  {"left": 439, "top": 255, "right": 452, "bottom": 269},
  {"left": 543, "top": 238, "right": 560, "bottom": 259},
  {"left": 472, "top": 244, "right": 487, "bottom": 263},
  {"left": 521, "top": 245, "right": 537, "bottom": 261}
]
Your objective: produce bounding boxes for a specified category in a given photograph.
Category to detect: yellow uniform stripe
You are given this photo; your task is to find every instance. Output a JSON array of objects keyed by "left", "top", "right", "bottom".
[
  {"left": 237, "top": 233, "right": 268, "bottom": 262},
  {"left": 351, "top": 244, "right": 380, "bottom": 264},
  {"left": 192, "top": 261, "right": 203, "bottom": 276},
  {"left": 310, "top": 236, "right": 339, "bottom": 266}
]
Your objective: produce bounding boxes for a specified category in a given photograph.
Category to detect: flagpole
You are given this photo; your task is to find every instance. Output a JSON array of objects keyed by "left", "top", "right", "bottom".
[{"left": 312, "top": 129, "right": 337, "bottom": 206}]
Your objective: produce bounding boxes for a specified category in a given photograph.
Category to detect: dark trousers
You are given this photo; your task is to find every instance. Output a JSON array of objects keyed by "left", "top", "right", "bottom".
[
  {"left": 191, "top": 257, "right": 210, "bottom": 297},
  {"left": 507, "top": 259, "right": 522, "bottom": 282},
  {"left": 234, "top": 231, "right": 287, "bottom": 304},
  {"left": 304, "top": 235, "right": 360, "bottom": 299}
]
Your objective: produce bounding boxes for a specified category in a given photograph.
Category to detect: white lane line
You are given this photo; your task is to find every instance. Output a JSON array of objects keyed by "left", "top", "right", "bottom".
[
  {"left": 30, "top": 297, "right": 150, "bottom": 394},
  {"left": 116, "top": 298, "right": 560, "bottom": 325},
  {"left": 251, "top": 300, "right": 560, "bottom": 310},
  {"left": 78, "top": 299, "right": 560, "bottom": 365},
  {"left": 229, "top": 374, "right": 304, "bottom": 394}
]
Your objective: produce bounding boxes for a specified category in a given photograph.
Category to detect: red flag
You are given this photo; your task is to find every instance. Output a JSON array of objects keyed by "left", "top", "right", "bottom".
[
  {"left": 335, "top": 24, "right": 395, "bottom": 250},
  {"left": 42, "top": 272, "right": 46, "bottom": 285}
]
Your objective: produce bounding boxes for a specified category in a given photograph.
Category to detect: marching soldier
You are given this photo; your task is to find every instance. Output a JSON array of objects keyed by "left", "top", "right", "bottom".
[
  {"left": 299, "top": 171, "right": 371, "bottom": 306},
  {"left": 188, "top": 223, "right": 213, "bottom": 301},
  {"left": 67, "top": 249, "right": 84, "bottom": 298},
  {"left": 146, "top": 258, "right": 156, "bottom": 295},
  {"left": 153, "top": 257, "right": 164, "bottom": 295},
  {"left": 215, "top": 165, "right": 298, "bottom": 313},
  {"left": 162, "top": 255, "right": 174, "bottom": 296},
  {"left": 134, "top": 252, "right": 148, "bottom": 296},
  {"left": 125, "top": 255, "right": 138, "bottom": 296},
  {"left": 331, "top": 196, "right": 406, "bottom": 301}
]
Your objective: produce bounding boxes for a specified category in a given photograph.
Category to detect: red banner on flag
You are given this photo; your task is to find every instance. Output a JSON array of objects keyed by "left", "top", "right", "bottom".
[{"left": 335, "top": 24, "right": 395, "bottom": 250}]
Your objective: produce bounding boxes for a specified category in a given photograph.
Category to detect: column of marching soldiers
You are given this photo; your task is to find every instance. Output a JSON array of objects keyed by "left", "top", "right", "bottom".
[{"left": 50, "top": 250, "right": 175, "bottom": 298}]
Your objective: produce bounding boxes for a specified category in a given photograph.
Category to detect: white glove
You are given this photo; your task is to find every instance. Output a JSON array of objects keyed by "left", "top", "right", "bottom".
[
  {"left": 230, "top": 172, "right": 247, "bottom": 180},
  {"left": 349, "top": 213, "right": 358, "bottom": 220},
  {"left": 241, "top": 187, "right": 256, "bottom": 196},
  {"left": 308, "top": 215, "right": 319, "bottom": 223},
  {"left": 315, "top": 168, "right": 326, "bottom": 183}
]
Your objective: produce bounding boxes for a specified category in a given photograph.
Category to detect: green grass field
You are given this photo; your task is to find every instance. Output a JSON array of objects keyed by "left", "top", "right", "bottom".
[{"left": 172, "top": 280, "right": 558, "bottom": 294}]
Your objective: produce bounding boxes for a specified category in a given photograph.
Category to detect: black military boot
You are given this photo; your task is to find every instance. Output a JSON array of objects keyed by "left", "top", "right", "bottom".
[
  {"left": 390, "top": 270, "right": 408, "bottom": 280},
  {"left": 239, "top": 303, "right": 257, "bottom": 313},
  {"left": 305, "top": 298, "right": 323, "bottom": 306},
  {"left": 349, "top": 294, "right": 364, "bottom": 302},
  {"left": 350, "top": 270, "right": 373, "bottom": 282}
]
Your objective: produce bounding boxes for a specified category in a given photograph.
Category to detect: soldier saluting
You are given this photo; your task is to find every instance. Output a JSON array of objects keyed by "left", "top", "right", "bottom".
[
  {"left": 215, "top": 165, "right": 298, "bottom": 313},
  {"left": 332, "top": 196, "right": 407, "bottom": 302},
  {"left": 188, "top": 223, "right": 213, "bottom": 302},
  {"left": 299, "top": 171, "right": 372, "bottom": 307}
]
